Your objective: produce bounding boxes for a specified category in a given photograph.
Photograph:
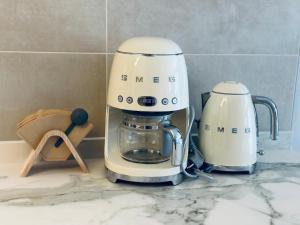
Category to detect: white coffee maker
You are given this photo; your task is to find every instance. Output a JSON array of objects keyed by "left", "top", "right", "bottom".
[{"left": 105, "top": 37, "right": 190, "bottom": 185}]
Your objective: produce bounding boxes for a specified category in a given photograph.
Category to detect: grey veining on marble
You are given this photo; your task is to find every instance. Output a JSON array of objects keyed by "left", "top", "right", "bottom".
[{"left": 0, "top": 156, "right": 299, "bottom": 225}]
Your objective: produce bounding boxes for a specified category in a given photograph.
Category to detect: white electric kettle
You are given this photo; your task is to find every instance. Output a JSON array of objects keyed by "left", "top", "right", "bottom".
[{"left": 199, "top": 81, "right": 279, "bottom": 174}]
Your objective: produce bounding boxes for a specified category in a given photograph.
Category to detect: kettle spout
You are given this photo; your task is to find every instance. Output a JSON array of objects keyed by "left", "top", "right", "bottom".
[
  {"left": 201, "top": 92, "right": 211, "bottom": 110},
  {"left": 252, "top": 95, "right": 279, "bottom": 140}
]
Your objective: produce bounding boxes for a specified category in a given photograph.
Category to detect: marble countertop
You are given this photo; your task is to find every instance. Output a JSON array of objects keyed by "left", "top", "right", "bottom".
[{"left": 0, "top": 149, "right": 300, "bottom": 225}]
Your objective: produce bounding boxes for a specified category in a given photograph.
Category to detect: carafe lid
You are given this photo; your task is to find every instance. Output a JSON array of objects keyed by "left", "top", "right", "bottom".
[
  {"left": 212, "top": 81, "right": 250, "bottom": 95},
  {"left": 117, "top": 37, "right": 183, "bottom": 55}
]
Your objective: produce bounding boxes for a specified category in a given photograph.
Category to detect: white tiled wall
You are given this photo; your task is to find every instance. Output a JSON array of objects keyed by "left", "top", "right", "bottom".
[{"left": 0, "top": 0, "right": 299, "bottom": 152}]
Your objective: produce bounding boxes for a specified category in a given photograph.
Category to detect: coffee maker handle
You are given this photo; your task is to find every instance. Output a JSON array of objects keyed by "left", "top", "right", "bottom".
[
  {"left": 162, "top": 125, "right": 183, "bottom": 166},
  {"left": 252, "top": 95, "right": 279, "bottom": 140}
]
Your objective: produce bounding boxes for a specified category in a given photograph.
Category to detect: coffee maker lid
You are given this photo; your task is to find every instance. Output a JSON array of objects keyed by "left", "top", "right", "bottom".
[
  {"left": 117, "top": 37, "right": 183, "bottom": 55},
  {"left": 212, "top": 81, "right": 250, "bottom": 95}
]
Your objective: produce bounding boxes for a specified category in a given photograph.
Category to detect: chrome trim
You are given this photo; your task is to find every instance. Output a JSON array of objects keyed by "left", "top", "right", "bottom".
[
  {"left": 203, "top": 162, "right": 256, "bottom": 174},
  {"left": 116, "top": 50, "right": 183, "bottom": 56},
  {"left": 106, "top": 168, "right": 183, "bottom": 185},
  {"left": 212, "top": 91, "right": 250, "bottom": 95},
  {"left": 252, "top": 95, "right": 279, "bottom": 140},
  {"left": 123, "top": 121, "right": 159, "bottom": 130}
]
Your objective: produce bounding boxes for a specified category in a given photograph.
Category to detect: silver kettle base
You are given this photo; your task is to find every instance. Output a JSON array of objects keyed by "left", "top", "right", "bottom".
[{"left": 202, "top": 162, "right": 256, "bottom": 174}]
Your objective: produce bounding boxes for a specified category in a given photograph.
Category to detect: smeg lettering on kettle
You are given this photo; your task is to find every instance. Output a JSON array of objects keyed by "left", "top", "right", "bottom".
[{"left": 204, "top": 124, "right": 251, "bottom": 134}]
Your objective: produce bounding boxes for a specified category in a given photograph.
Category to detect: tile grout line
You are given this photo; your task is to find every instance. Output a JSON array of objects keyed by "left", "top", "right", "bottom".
[
  {"left": 0, "top": 137, "right": 105, "bottom": 144},
  {"left": 0, "top": 50, "right": 297, "bottom": 57},
  {"left": 105, "top": 0, "right": 108, "bottom": 92},
  {"left": 183, "top": 53, "right": 298, "bottom": 57},
  {"left": 84, "top": 137, "right": 105, "bottom": 141},
  {"left": 291, "top": 40, "right": 300, "bottom": 139},
  {"left": 0, "top": 51, "right": 108, "bottom": 55}
]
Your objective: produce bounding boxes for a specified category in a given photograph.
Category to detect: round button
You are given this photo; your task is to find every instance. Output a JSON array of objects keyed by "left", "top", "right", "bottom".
[
  {"left": 118, "top": 95, "right": 123, "bottom": 102},
  {"left": 172, "top": 97, "right": 178, "bottom": 104},
  {"left": 126, "top": 97, "right": 133, "bottom": 104},
  {"left": 161, "top": 98, "right": 169, "bottom": 105}
]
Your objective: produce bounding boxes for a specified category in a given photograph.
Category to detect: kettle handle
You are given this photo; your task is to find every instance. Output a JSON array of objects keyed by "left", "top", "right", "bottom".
[
  {"left": 162, "top": 125, "right": 183, "bottom": 166},
  {"left": 252, "top": 95, "right": 279, "bottom": 140},
  {"left": 196, "top": 92, "right": 211, "bottom": 128},
  {"left": 201, "top": 92, "right": 211, "bottom": 110}
]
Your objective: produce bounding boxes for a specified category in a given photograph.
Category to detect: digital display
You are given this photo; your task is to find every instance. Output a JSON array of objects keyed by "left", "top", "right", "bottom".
[{"left": 138, "top": 96, "right": 157, "bottom": 107}]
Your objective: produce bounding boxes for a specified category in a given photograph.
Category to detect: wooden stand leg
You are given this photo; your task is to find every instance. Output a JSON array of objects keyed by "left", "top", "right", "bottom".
[
  {"left": 20, "top": 129, "right": 89, "bottom": 177},
  {"left": 59, "top": 132, "right": 89, "bottom": 173},
  {"left": 20, "top": 150, "right": 39, "bottom": 177}
]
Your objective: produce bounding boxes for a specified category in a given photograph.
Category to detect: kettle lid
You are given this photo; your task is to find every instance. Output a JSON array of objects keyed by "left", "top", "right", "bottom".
[
  {"left": 212, "top": 81, "right": 250, "bottom": 95},
  {"left": 117, "top": 37, "right": 183, "bottom": 55}
]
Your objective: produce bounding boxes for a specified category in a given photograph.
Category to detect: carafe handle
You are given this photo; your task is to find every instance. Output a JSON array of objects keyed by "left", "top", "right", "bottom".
[{"left": 161, "top": 125, "right": 183, "bottom": 166}]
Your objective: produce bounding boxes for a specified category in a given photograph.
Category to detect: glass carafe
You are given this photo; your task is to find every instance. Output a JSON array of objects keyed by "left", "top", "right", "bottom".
[{"left": 119, "top": 111, "right": 176, "bottom": 164}]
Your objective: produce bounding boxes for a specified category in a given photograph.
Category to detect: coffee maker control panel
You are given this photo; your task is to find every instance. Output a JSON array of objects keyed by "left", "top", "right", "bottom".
[{"left": 117, "top": 95, "right": 178, "bottom": 107}]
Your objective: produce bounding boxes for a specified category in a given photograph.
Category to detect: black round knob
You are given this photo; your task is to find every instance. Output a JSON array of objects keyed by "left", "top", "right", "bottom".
[{"left": 71, "top": 108, "right": 89, "bottom": 126}]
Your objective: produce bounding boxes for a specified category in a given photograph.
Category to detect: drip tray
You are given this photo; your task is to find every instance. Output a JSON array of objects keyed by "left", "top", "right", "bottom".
[{"left": 121, "top": 149, "right": 169, "bottom": 164}]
